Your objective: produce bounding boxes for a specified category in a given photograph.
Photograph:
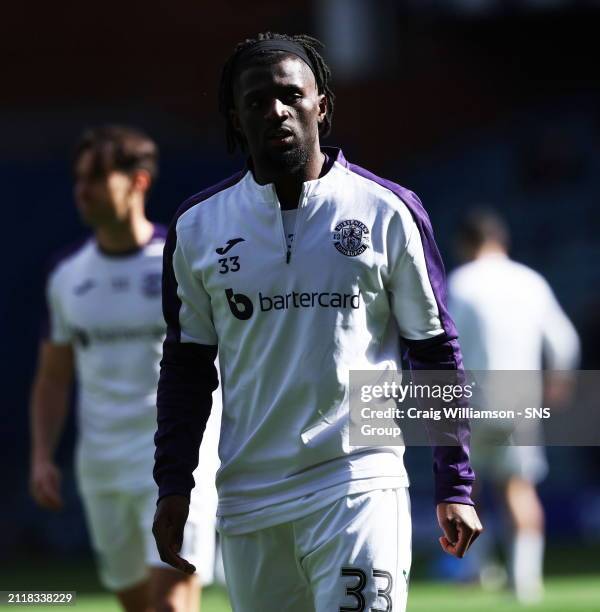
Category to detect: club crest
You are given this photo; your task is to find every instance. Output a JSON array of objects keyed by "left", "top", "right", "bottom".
[{"left": 333, "top": 219, "right": 370, "bottom": 257}]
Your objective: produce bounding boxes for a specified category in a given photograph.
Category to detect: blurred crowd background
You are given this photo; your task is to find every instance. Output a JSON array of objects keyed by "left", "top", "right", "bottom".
[{"left": 2, "top": 0, "right": 599, "bottom": 584}]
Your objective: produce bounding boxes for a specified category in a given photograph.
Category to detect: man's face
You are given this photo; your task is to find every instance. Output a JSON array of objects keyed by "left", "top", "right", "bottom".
[
  {"left": 231, "top": 55, "right": 326, "bottom": 173},
  {"left": 74, "top": 150, "right": 135, "bottom": 227}
]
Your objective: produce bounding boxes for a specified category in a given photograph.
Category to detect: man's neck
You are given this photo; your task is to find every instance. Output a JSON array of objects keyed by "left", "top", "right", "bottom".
[
  {"left": 474, "top": 243, "right": 507, "bottom": 260},
  {"left": 95, "top": 214, "right": 154, "bottom": 255},
  {"left": 254, "top": 148, "right": 325, "bottom": 210},
  {"left": 274, "top": 174, "right": 310, "bottom": 210}
]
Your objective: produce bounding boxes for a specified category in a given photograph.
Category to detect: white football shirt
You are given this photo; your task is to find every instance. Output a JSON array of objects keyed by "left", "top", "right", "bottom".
[
  {"left": 448, "top": 253, "right": 580, "bottom": 371},
  {"left": 44, "top": 226, "right": 221, "bottom": 493}
]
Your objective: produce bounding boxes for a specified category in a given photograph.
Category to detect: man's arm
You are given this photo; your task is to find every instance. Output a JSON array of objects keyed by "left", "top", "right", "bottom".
[
  {"left": 385, "top": 194, "right": 482, "bottom": 556},
  {"left": 402, "top": 334, "right": 482, "bottom": 556},
  {"left": 401, "top": 334, "right": 475, "bottom": 501},
  {"left": 540, "top": 279, "right": 580, "bottom": 370},
  {"left": 29, "top": 341, "right": 74, "bottom": 511},
  {"left": 537, "top": 278, "right": 580, "bottom": 406},
  {"left": 153, "top": 212, "right": 219, "bottom": 574}
]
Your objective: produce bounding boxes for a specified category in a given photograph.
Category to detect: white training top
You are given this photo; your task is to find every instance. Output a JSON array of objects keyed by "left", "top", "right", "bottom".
[
  {"left": 156, "top": 149, "right": 474, "bottom": 535},
  {"left": 43, "top": 226, "right": 220, "bottom": 493},
  {"left": 448, "top": 253, "right": 580, "bottom": 371}
]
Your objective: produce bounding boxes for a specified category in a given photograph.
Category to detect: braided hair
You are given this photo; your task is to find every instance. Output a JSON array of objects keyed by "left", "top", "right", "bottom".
[{"left": 219, "top": 32, "right": 335, "bottom": 153}]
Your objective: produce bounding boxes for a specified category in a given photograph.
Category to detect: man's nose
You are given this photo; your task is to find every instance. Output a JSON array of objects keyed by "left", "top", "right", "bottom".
[{"left": 265, "top": 98, "right": 289, "bottom": 121}]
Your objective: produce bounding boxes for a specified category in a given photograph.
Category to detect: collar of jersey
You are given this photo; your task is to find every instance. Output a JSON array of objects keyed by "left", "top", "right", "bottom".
[{"left": 242, "top": 146, "right": 348, "bottom": 204}]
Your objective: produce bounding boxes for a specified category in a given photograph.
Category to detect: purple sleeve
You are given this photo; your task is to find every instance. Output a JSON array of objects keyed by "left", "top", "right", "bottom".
[
  {"left": 396, "top": 191, "right": 475, "bottom": 506},
  {"left": 153, "top": 215, "right": 218, "bottom": 503},
  {"left": 402, "top": 336, "right": 475, "bottom": 505},
  {"left": 346, "top": 160, "right": 475, "bottom": 505}
]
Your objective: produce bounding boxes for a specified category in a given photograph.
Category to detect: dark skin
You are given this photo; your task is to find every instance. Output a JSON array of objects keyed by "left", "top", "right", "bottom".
[
  {"left": 153, "top": 494, "right": 196, "bottom": 575},
  {"left": 153, "top": 55, "right": 482, "bottom": 574},
  {"left": 230, "top": 55, "right": 328, "bottom": 209}
]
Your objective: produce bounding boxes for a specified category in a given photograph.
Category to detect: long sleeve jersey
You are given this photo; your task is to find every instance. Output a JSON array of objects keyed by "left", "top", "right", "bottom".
[{"left": 154, "top": 148, "right": 474, "bottom": 535}]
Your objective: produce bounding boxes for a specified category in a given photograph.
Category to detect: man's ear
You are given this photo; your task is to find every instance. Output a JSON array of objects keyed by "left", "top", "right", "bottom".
[
  {"left": 132, "top": 170, "right": 151, "bottom": 194},
  {"left": 317, "top": 93, "right": 327, "bottom": 124}
]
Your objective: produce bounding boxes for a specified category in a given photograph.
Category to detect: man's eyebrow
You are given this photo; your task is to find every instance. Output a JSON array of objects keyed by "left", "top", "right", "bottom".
[{"left": 243, "top": 82, "right": 304, "bottom": 99}]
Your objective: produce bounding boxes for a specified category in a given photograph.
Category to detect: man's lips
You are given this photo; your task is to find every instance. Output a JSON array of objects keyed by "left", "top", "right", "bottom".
[{"left": 266, "top": 128, "right": 294, "bottom": 143}]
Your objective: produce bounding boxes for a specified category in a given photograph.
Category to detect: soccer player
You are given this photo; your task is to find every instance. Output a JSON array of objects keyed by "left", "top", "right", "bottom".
[
  {"left": 29, "top": 126, "right": 221, "bottom": 612},
  {"left": 448, "top": 210, "right": 580, "bottom": 603},
  {"left": 153, "top": 33, "right": 482, "bottom": 612}
]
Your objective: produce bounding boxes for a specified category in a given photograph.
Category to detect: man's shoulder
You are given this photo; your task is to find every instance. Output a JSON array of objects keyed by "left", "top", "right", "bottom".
[
  {"left": 481, "top": 255, "right": 547, "bottom": 286},
  {"left": 341, "top": 157, "right": 430, "bottom": 226},
  {"left": 505, "top": 259, "right": 551, "bottom": 295},
  {"left": 447, "top": 262, "right": 479, "bottom": 294},
  {"left": 174, "top": 170, "right": 247, "bottom": 230},
  {"left": 136, "top": 224, "right": 168, "bottom": 259},
  {"left": 450, "top": 257, "right": 547, "bottom": 292},
  {"left": 45, "top": 236, "right": 93, "bottom": 286}
]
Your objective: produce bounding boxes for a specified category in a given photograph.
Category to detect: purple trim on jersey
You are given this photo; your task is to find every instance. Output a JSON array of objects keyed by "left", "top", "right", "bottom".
[
  {"left": 339, "top": 151, "right": 460, "bottom": 355},
  {"left": 154, "top": 171, "right": 245, "bottom": 502},
  {"left": 151, "top": 223, "right": 168, "bottom": 240},
  {"left": 40, "top": 236, "right": 91, "bottom": 340},
  {"left": 339, "top": 150, "right": 474, "bottom": 506}
]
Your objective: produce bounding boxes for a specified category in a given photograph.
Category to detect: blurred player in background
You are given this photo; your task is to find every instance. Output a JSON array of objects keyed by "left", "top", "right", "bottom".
[
  {"left": 448, "top": 210, "right": 580, "bottom": 604},
  {"left": 152, "top": 32, "right": 482, "bottom": 612},
  {"left": 29, "top": 126, "right": 221, "bottom": 612}
]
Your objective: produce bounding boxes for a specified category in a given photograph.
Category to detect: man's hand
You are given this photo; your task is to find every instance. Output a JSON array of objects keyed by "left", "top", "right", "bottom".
[
  {"left": 152, "top": 494, "right": 195, "bottom": 575},
  {"left": 436, "top": 502, "right": 483, "bottom": 558},
  {"left": 544, "top": 371, "right": 576, "bottom": 409},
  {"left": 30, "top": 460, "right": 63, "bottom": 511}
]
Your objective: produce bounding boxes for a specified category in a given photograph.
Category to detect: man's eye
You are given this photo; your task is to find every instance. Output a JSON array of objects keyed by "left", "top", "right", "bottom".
[
  {"left": 246, "top": 93, "right": 300, "bottom": 109},
  {"left": 246, "top": 96, "right": 264, "bottom": 109}
]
